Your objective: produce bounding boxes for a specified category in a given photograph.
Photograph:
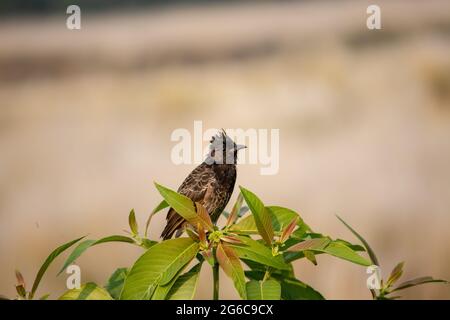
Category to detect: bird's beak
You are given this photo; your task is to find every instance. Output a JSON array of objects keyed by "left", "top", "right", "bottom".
[{"left": 235, "top": 144, "right": 247, "bottom": 151}]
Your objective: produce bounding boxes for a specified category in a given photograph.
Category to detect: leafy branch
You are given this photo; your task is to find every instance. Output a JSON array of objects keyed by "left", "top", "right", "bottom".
[
  {"left": 4, "top": 184, "right": 447, "bottom": 300},
  {"left": 336, "top": 215, "right": 448, "bottom": 299}
]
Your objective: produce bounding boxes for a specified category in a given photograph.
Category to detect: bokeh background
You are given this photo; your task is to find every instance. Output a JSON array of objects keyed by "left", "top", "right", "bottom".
[{"left": 1, "top": 0, "right": 449, "bottom": 299}]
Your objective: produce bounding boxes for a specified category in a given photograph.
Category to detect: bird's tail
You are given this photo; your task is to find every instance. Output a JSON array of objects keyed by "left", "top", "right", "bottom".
[{"left": 160, "top": 208, "right": 186, "bottom": 240}]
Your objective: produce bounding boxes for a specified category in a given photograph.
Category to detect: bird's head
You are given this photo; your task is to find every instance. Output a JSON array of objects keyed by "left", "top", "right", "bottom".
[{"left": 206, "top": 129, "right": 246, "bottom": 165}]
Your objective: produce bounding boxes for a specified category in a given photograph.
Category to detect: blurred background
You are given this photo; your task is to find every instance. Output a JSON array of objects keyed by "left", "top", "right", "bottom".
[{"left": 1, "top": 0, "right": 449, "bottom": 299}]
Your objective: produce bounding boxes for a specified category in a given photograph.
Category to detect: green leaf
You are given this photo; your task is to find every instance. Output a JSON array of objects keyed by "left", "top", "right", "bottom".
[
  {"left": 391, "top": 277, "right": 448, "bottom": 292},
  {"left": 229, "top": 214, "right": 257, "bottom": 234},
  {"left": 155, "top": 182, "right": 196, "bottom": 220},
  {"left": 227, "top": 193, "right": 244, "bottom": 227},
  {"left": 244, "top": 268, "right": 324, "bottom": 300},
  {"left": 386, "top": 262, "right": 404, "bottom": 288},
  {"left": 336, "top": 215, "right": 379, "bottom": 266},
  {"left": 333, "top": 238, "right": 365, "bottom": 252},
  {"left": 167, "top": 264, "right": 202, "bottom": 300},
  {"left": 200, "top": 249, "right": 215, "bottom": 267},
  {"left": 221, "top": 235, "right": 243, "bottom": 244},
  {"left": 279, "top": 216, "right": 299, "bottom": 243},
  {"left": 155, "top": 182, "right": 212, "bottom": 230},
  {"left": 285, "top": 238, "right": 371, "bottom": 266},
  {"left": 145, "top": 200, "right": 169, "bottom": 237},
  {"left": 29, "top": 236, "right": 85, "bottom": 299},
  {"left": 58, "top": 235, "right": 134, "bottom": 275},
  {"left": 243, "top": 259, "right": 296, "bottom": 279},
  {"left": 151, "top": 262, "right": 191, "bottom": 300},
  {"left": 278, "top": 277, "right": 325, "bottom": 300},
  {"left": 267, "top": 206, "right": 304, "bottom": 233},
  {"left": 195, "top": 202, "right": 213, "bottom": 231},
  {"left": 239, "top": 187, "right": 273, "bottom": 245},
  {"left": 246, "top": 279, "right": 281, "bottom": 300},
  {"left": 290, "top": 221, "right": 312, "bottom": 240},
  {"left": 128, "top": 209, "right": 138, "bottom": 235},
  {"left": 105, "top": 268, "right": 128, "bottom": 300},
  {"left": 216, "top": 243, "right": 247, "bottom": 299},
  {"left": 282, "top": 238, "right": 320, "bottom": 263},
  {"left": 287, "top": 237, "right": 330, "bottom": 252},
  {"left": 186, "top": 228, "right": 199, "bottom": 242},
  {"left": 319, "top": 241, "right": 371, "bottom": 266},
  {"left": 230, "top": 205, "right": 306, "bottom": 236},
  {"left": 59, "top": 282, "right": 113, "bottom": 300},
  {"left": 120, "top": 238, "right": 199, "bottom": 300},
  {"left": 141, "top": 238, "right": 157, "bottom": 249},
  {"left": 303, "top": 251, "right": 317, "bottom": 265},
  {"left": 227, "top": 236, "right": 290, "bottom": 270}
]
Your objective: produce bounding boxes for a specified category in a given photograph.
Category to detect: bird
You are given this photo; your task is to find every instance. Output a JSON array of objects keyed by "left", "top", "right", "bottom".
[{"left": 161, "top": 129, "right": 246, "bottom": 239}]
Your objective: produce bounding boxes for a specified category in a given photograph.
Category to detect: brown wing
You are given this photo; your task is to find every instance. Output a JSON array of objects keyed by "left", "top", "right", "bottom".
[{"left": 160, "top": 163, "right": 215, "bottom": 239}]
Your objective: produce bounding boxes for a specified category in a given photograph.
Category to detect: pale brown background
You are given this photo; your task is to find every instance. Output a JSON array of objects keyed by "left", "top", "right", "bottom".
[{"left": 1, "top": 0, "right": 449, "bottom": 299}]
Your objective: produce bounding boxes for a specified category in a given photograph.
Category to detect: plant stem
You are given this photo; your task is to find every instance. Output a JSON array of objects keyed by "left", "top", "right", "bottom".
[
  {"left": 213, "top": 262, "right": 219, "bottom": 300},
  {"left": 262, "top": 267, "right": 272, "bottom": 282}
]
